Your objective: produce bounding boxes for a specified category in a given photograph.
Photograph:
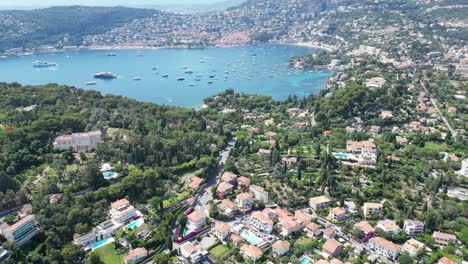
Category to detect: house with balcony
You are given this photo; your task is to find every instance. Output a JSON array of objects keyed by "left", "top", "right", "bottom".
[
  {"left": 110, "top": 199, "right": 137, "bottom": 223},
  {"left": 309, "top": 195, "right": 331, "bottom": 210},
  {"left": 363, "top": 202, "right": 383, "bottom": 218},
  {"left": 328, "top": 207, "right": 347, "bottom": 222},
  {"left": 322, "top": 239, "right": 343, "bottom": 258},
  {"left": 180, "top": 241, "right": 208, "bottom": 264},
  {"left": 235, "top": 192, "right": 253, "bottom": 212},
  {"left": 403, "top": 219, "right": 424, "bottom": 237},
  {"left": 376, "top": 220, "right": 400, "bottom": 236},
  {"left": 401, "top": 238, "right": 425, "bottom": 257},
  {"left": 368, "top": 237, "right": 400, "bottom": 260},
  {"left": 240, "top": 244, "right": 263, "bottom": 262},
  {"left": 272, "top": 240, "right": 290, "bottom": 256},
  {"left": 216, "top": 182, "right": 234, "bottom": 198},
  {"left": 353, "top": 221, "right": 375, "bottom": 237},
  {"left": 250, "top": 211, "right": 273, "bottom": 234},
  {"left": 217, "top": 199, "right": 237, "bottom": 217},
  {"left": 124, "top": 247, "right": 148, "bottom": 264},
  {"left": 432, "top": 231, "right": 457, "bottom": 247},
  {"left": 213, "top": 224, "right": 231, "bottom": 241},
  {"left": 249, "top": 185, "right": 269, "bottom": 203},
  {"left": 305, "top": 222, "right": 321, "bottom": 237},
  {"left": 187, "top": 211, "right": 206, "bottom": 231}
]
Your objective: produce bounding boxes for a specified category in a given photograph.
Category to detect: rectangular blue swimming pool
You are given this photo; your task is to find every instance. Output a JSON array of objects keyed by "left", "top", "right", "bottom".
[
  {"left": 127, "top": 218, "right": 144, "bottom": 229},
  {"left": 91, "top": 238, "right": 114, "bottom": 250}
]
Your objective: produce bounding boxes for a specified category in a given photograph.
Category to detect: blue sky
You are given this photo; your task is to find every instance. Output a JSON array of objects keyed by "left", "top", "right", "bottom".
[{"left": 0, "top": 0, "right": 224, "bottom": 8}]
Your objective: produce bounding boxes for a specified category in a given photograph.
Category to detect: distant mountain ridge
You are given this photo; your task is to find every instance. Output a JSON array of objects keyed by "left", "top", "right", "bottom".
[
  {"left": 0, "top": 0, "right": 332, "bottom": 51},
  {"left": 0, "top": 6, "right": 158, "bottom": 50}
]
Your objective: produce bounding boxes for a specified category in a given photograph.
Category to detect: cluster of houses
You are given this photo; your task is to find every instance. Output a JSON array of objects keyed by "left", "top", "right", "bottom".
[
  {"left": 183, "top": 182, "right": 461, "bottom": 264},
  {"left": 214, "top": 171, "right": 269, "bottom": 217}
]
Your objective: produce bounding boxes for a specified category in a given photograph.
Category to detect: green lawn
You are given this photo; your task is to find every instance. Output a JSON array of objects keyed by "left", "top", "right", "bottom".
[
  {"left": 163, "top": 190, "right": 190, "bottom": 208},
  {"left": 93, "top": 243, "right": 125, "bottom": 264},
  {"left": 209, "top": 244, "right": 230, "bottom": 259},
  {"left": 424, "top": 141, "right": 444, "bottom": 151},
  {"left": 292, "top": 146, "right": 317, "bottom": 155}
]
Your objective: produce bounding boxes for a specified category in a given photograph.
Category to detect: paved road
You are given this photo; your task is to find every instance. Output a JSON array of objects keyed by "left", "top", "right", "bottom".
[
  {"left": 197, "top": 139, "right": 236, "bottom": 216},
  {"left": 420, "top": 80, "right": 458, "bottom": 140}
]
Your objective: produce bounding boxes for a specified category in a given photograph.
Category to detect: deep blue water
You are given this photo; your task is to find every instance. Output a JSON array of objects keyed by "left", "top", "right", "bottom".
[{"left": 0, "top": 45, "right": 330, "bottom": 108}]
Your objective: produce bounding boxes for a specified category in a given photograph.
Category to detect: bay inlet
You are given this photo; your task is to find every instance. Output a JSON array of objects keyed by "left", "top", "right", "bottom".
[{"left": 0, "top": 45, "right": 331, "bottom": 108}]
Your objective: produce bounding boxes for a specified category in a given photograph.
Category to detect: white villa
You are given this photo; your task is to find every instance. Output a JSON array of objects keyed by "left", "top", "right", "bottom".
[
  {"left": 110, "top": 199, "right": 137, "bottom": 223},
  {"left": 53, "top": 130, "right": 102, "bottom": 152},
  {"left": 403, "top": 219, "right": 424, "bottom": 237}
]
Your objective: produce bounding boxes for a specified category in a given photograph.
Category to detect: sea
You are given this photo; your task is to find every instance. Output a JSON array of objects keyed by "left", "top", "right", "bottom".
[{"left": 0, "top": 44, "right": 330, "bottom": 108}]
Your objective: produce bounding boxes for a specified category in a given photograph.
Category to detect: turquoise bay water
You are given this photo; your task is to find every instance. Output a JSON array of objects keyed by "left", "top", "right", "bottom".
[{"left": 0, "top": 45, "right": 330, "bottom": 108}]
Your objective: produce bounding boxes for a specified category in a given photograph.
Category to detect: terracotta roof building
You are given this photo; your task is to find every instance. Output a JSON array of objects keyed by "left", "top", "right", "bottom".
[
  {"left": 124, "top": 247, "right": 148, "bottom": 264},
  {"left": 322, "top": 239, "right": 343, "bottom": 258},
  {"left": 272, "top": 240, "right": 290, "bottom": 256},
  {"left": 240, "top": 244, "right": 263, "bottom": 261},
  {"left": 368, "top": 237, "right": 400, "bottom": 260}
]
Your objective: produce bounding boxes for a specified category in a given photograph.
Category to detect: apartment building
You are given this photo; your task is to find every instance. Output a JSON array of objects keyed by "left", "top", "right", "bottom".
[
  {"left": 368, "top": 237, "right": 400, "bottom": 260},
  {"left": 363, "top": 202, "right": 383, "bottom": 218},
  {"left": 2, "top": 215, "right": 39, "bottom": 246},
  {"left": 250, "top": 211, "right": 273, "bottom": 234},
  {"left": 432, "top": 231, "right": 457, "bottom": 247},
  {"left": 309, "top": 195, "right": 331, "bottom": 210}
]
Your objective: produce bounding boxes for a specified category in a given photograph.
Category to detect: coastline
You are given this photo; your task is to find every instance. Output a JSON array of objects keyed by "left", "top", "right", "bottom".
[
  {"left": 288, "top": 42, "right": 335, "bottom": 52},
  {"left": 1, "top": 41, "right": 333, "bottom": 59}
]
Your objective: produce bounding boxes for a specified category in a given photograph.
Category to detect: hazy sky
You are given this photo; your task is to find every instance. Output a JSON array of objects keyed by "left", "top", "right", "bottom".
[{"left": 0, "top": 0, "right": 224, "bottom": 8}]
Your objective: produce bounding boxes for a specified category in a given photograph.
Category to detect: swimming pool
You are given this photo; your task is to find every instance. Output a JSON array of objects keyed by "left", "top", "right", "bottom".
[
  {"left": 103, "top": 172, "right": 117, "bottom": 179},
  {"left": 300, "top": 256, "right": 312, "bottom": 264},
  {"left": 334, "top": 153, "right": 350, "bottom": 159},
  {"left": 127, "top": 218, "right": 144, "bottom": 230},
  {"left": 91, "top": 238, "right": 114, "bottom": 250},
  {"left": 240, "top": 229, "right": 262, "bottom": 245}
]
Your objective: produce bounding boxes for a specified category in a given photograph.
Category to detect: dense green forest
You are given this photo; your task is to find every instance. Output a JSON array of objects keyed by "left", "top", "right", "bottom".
[{"left": 0, "top": 83, "right": 228, "bottom": 263}]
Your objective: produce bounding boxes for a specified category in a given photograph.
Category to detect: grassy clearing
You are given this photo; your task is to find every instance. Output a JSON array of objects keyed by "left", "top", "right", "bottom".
[
  {"left": 163, "top": 190, "right": 190, "bottom": 208},
  {"left": 209, "top": 244, "right": 230, "bottom": 259},
  {"left": 93, "top": 243, "right": 125, "bottom": 264}
]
